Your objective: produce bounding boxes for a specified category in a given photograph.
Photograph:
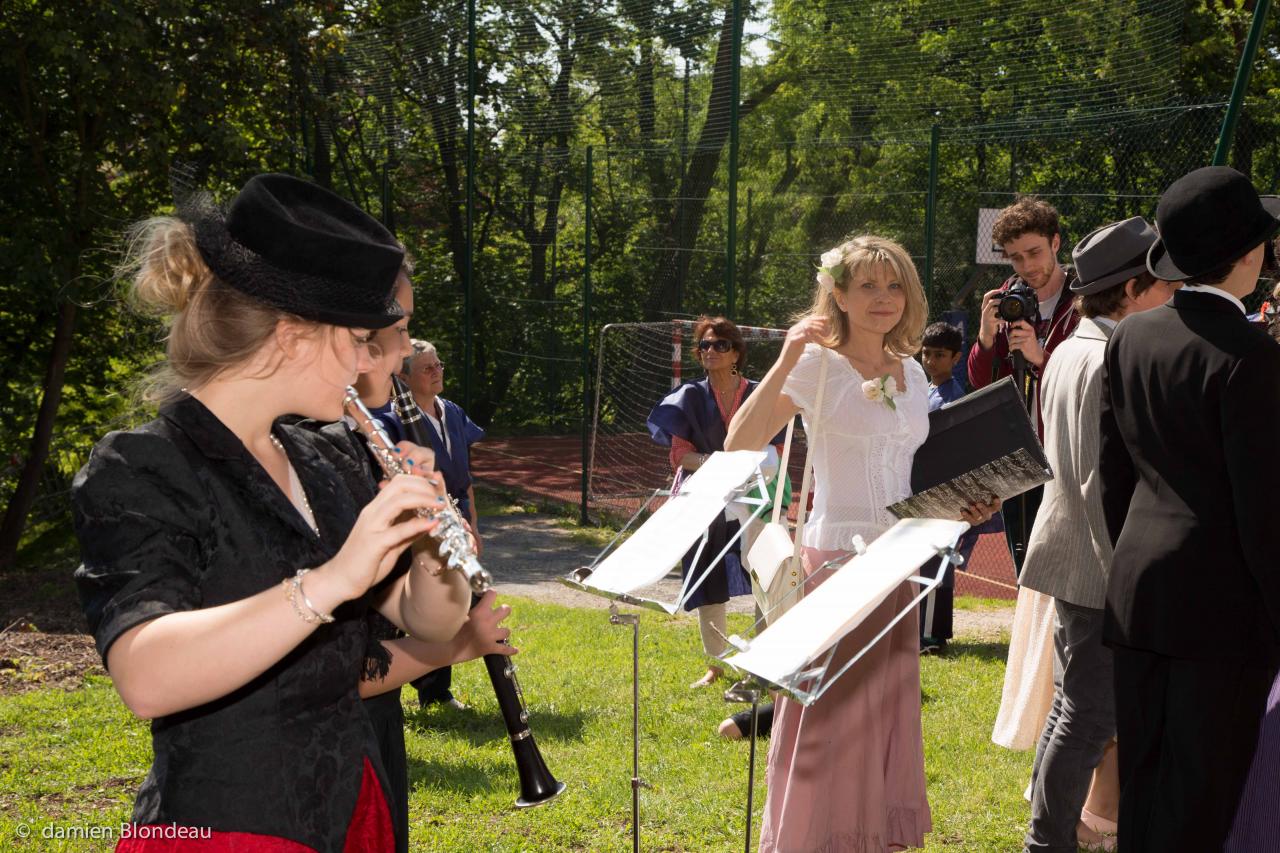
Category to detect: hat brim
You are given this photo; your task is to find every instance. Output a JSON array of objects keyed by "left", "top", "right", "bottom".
[
  {"left": 1071, "top": 261, "right": 1151, "bottom": 295},
  {"left": 1148, "top": 195, "right": 1280, "bottom": 282},
  {"left": 1145, "top": 238, "right": 1188, "bottom": 281}
]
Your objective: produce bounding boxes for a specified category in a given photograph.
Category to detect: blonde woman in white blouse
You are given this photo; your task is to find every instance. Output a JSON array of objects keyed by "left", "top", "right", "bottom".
[{"left": 728, "top": 235, "right": 997, "bottom": 851}]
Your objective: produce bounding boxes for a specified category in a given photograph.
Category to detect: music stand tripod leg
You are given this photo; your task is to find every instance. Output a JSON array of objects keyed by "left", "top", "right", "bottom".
[
  {"left": 720, "top": 671, "right": 764, "bottom": 853},
  {"left": 744, "top": 688, "right": 761, "bottom": 853},
  {"left": 609, "top": 603, "right": 646, "bottom": 853}
]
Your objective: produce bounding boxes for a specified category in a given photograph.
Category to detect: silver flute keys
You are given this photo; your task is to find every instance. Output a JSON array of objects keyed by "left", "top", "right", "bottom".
[{"left": 343, "top": 387, "right": 493, "bottom": 593}]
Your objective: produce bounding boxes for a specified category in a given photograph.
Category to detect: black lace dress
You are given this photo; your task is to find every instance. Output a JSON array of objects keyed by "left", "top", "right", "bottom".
[{"left": 73, "top": 394, "right": 411, "bottom": 852}]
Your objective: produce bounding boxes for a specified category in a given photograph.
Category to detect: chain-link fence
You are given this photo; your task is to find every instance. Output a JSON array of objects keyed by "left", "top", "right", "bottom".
[{"left": 9, "top": 0, "right": 1279, "bottom": 564}]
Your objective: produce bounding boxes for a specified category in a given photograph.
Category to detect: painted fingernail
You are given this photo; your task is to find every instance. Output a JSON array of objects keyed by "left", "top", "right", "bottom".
[
  {"left": 406, "top": 459, "right": 415, "bottom": 467},
  {"left": 393, "top": 447, "right": 402, "bottom": 453},
  {"left": 436, "top": 496, "right": 447, "bottom": 504}
]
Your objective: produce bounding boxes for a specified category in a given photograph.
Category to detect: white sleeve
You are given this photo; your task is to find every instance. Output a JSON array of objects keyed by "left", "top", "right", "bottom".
[
  {"left": 905, "top": 357, "right": 929, "bottom": 396},
  {"left": 781, "top": 344, "right": 823, "bottom": 412}
]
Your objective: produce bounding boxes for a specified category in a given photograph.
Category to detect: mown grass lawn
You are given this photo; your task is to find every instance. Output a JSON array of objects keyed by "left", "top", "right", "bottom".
[{"left": 0, "top": 597, "right": 1029, "bottom": 851}]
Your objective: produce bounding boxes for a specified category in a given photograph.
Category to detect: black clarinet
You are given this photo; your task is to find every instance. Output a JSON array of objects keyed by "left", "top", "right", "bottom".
[{"left": 390, "top": 375, "right": 565, "bottom": 808}]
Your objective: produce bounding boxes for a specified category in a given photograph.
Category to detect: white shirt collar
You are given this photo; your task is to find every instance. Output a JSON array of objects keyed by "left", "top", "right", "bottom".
[
  {"left": 1181, "top": 284, "right": 1247, "bottom": 316},
  {"left": 424, "top": 398, "right": 449, "bottom": 454},
  {"left": 1093, "top": 316, "right": 1119, "bottom": 331}
]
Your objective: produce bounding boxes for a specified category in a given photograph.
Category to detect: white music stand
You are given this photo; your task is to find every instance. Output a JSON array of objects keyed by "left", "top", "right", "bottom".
[
  {"left": 721, "top": 518, "right": 968, "bottom": 705},
  {"left": 562, "top": 449, "right": 772, "bottom": 612},
  {"left": 559, "top": 449, "right": 772, "bottom": 853}
]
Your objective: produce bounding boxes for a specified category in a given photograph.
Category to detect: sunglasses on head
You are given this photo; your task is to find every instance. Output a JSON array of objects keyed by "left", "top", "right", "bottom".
[{"left": 697, "top": 339, "right": 733, "bottom": 353}]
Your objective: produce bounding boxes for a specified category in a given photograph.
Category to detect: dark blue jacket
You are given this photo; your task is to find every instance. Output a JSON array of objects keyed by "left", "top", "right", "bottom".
[{"left": 416, "top": 397, "right": 485, "bottom": 519}]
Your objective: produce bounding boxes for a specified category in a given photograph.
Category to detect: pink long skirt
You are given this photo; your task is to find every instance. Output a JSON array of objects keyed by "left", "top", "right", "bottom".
[{"left": 759, "top": 547, "right": 931, "bottom": 852}]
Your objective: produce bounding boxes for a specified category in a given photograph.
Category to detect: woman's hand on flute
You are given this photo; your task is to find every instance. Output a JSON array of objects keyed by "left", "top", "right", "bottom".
[
  {"left": 315, "top": 475, "right": 446, "bottom": 604},
  {"left": 367, "top": 443, "right": 473, "bottom": 642},
  {"left": 388, "top": 440, "right": 436, "bottom": 480}
]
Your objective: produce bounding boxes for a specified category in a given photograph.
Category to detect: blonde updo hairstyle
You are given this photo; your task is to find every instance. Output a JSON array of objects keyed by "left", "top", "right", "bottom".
[
  {"left": 121, "top": 217, "right": 316, "bottom": 402},
  {"left": 799, "top": 234, "right": 928, "bottom": 358}
]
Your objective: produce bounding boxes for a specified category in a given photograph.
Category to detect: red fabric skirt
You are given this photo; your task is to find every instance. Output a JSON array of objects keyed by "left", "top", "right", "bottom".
[{"left": 116, "top": 757, "right": 394, "bottom": 852}]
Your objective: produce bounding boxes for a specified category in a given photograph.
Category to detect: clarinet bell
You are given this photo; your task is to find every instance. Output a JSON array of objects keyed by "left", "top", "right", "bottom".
[{"left": 513, "top": 743, "right": 567, "bottom": 808}]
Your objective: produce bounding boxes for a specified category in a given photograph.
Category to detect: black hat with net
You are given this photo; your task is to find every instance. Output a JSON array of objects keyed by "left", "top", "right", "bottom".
[{"left": 181, "top": 173, "right": 405, "bottom": 329}]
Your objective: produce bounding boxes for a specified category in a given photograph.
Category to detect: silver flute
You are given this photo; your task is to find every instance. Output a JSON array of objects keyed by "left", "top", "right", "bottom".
[{"left": 342, "top": 386, "right": 493, "bottom": 593}]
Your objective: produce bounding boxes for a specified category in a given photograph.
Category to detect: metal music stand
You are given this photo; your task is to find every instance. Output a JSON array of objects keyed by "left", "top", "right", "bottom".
[
  {"left": 722, "top": 518, "right": 967, "bottom": 703},
  {"left": 717, "top": 518, "right": 969, "bottom": 851},
  {"left": 563, "top": 450, "right": 772, "bottom": 613},
  {"left": 559, "top": 450, "right": 773, "bottom": 852}
]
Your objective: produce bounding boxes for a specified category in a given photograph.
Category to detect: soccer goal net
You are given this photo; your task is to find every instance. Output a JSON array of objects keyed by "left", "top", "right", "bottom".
[{"left": 586, "top": 319, "right": 809, "bottom": 522}]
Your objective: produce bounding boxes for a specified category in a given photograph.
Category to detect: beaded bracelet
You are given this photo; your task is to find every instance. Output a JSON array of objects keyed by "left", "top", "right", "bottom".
[
  {"left": 282, "top": 577, "right": 312, "bottom": 623},
  {"left": 282, "top": 569, "right": 335, "bottom": 624},
  {"left": 295, "top": 569, "right": 335, "bottom": 623}
]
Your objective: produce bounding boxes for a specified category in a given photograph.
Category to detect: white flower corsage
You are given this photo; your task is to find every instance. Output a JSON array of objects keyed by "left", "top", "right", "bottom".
[
  {"left": 816, "top": 248, "right": 844, "bottom": 288},
  {"left": 861, "top": 375, "right": 899, "bottom": 410}
]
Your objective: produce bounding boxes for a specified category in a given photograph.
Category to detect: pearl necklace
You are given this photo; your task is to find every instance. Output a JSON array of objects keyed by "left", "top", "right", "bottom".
[{"left": 269, "top": 434, "right": 319, "bottom": 535}]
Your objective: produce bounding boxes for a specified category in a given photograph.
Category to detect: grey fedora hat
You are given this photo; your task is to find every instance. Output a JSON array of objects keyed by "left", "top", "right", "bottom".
[{"left": 1070, "top": 217, "right": 1159, "bottom": 295}]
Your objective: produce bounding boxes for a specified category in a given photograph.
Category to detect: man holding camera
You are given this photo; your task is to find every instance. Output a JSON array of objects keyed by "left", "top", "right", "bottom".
[
  {"left": 969, "top": 195, "right": 1081, "bottom": 427},
  {"left": 968, "top": 196, "right": 1081, "bottom": 572}
]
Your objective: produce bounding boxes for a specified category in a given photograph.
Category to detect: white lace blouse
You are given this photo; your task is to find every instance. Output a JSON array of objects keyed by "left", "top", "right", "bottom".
[{"left": 782, "top": 343, "right": 930, "bottom": 551}]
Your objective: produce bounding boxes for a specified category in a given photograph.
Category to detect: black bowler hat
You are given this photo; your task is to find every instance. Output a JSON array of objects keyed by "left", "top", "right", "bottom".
[
  {"left": 183, "top": 173, "right": 405, "bottom": 328},
  {"left": 1147, "top": 166, "right": 1280, "bottom": 282}
]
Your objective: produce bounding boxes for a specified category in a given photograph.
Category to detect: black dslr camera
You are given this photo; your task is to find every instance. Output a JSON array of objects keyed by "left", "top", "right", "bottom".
[{"left": 993, "top": 278, "right": 1040, "bottom": 326}]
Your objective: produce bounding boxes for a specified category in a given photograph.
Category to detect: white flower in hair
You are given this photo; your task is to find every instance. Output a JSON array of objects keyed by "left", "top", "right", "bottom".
[{"left": 815, "top": 246, "right": 845, "bottom": 289}]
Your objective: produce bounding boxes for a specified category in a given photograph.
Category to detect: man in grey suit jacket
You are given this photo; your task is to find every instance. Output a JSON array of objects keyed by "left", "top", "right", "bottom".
[{"left": 1019, "top": 218, "right": 1179, "bottom": 853}]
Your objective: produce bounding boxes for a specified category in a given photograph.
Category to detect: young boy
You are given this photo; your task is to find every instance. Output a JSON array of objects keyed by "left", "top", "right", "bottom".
[
  {"left": 917, "top": 321, "right": 972, "bottom": 652},
  {"left": 921, "top": 321, "right": 966, "bottom": 409}
]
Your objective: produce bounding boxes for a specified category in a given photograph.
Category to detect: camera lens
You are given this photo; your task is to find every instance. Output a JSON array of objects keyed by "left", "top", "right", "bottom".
[{"left": 997, "top": 296, "right": 1027, "bottom": 322}]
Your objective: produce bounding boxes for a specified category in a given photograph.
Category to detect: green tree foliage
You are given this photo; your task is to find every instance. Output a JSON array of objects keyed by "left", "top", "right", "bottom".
[
  {"left": 0, "top": 0, "right": 322, "bottom": 565},
  {"left": 3, "top": 0, "right": 1277, "bottom": 560}
]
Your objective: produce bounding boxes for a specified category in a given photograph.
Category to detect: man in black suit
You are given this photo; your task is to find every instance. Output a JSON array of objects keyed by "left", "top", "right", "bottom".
[{"left": 1100, "top": 166, "right": 1280, "bottom": 851}]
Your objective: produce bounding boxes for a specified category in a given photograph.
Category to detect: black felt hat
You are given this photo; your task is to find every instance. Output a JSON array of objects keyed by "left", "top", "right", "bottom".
[
  {"left": 1147, "top": 166, "right": 1280, "bottom": 282},
  {"left": 183, "top": 173, "right": 405, "bottom": 328}
]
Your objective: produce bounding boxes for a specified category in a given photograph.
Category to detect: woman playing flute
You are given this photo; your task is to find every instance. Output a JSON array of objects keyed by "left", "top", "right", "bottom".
[{"left": 74, "top": 173, "right": 506, "bottom": 851}]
